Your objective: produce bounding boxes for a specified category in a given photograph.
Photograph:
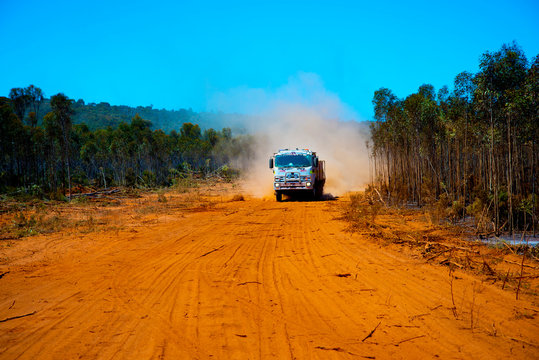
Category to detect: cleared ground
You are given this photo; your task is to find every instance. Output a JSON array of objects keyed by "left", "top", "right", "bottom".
[{"left": 0, "top": 187, "right": 538, "bottom": 359}]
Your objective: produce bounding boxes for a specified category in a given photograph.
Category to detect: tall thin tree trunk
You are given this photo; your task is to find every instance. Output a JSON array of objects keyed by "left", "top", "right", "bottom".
[
  {"left": 507, "top": 112, "right": 513, "bottom": 235},
  {"left": 463, "top": 110, "right": 468, "bottom": 208},
  {"left": 489, "top": 97, "right": 499, "bottom": 234},
  {"left": 533, "top": 140, "right": 536, "bottom": 236}
]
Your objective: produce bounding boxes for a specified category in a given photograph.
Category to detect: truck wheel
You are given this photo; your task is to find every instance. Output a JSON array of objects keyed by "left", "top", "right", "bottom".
[
  {"left": 312, "top": 188, "right": 317, "bottom": 201},
  {"left": 276, "top": 192, "right": 282, "bottom": 202}
]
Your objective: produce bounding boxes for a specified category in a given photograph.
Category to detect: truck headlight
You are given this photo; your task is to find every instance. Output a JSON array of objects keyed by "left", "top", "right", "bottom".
[
  {"left": 306, "top": 182, "right": 312, "bottom": 187},
  {"left": 274, "top": 183, "right": 280, "bottom": 187}
]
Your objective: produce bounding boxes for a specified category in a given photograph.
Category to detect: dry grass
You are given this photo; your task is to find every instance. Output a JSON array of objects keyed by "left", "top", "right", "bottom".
[
  {"left": 0, "top": 179, "right": 229, "bottom": 241},
  {"left": 339, "top": 191, "right": 539, "bottom": 298},
  {"left": 339, "top": 192, "right": 384, "bottom": 232},
  {"left": 4, "top": 212, "right": 69, "bottom": 238}
]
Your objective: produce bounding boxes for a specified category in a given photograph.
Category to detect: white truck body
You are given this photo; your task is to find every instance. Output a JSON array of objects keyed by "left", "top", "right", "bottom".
[{"left": 269, "top": 148, "right": 325, "bottom": 202}]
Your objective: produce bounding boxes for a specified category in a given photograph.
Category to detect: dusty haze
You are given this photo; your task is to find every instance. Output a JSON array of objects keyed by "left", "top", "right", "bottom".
[{"left": 210, "top": 73, "right": 371, "bottom": 197}]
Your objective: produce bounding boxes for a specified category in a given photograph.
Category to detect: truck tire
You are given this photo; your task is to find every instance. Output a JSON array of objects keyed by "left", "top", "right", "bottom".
[
  {"left": 316, "top": 185, "right": 323, "bottom": 200},
  {"left": 276, "top": 192, "right": 282, "bottom": 202},
  {"left": 312, "top": 185, "right": 323, "bottom": 201}
]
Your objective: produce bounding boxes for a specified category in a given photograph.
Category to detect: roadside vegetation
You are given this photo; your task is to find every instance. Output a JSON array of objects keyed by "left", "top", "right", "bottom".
[
  {"left": 0, "top": 178, "right": 243, "bottom": 241},
  {"left": 0, "top": 84, "right": 249, "bottom": 244},
  {"left": 360, "top": 42, "right": 538, "bottom": 298},
  {"left": 340, "top": 188, "right": 538, "bottom": 299},
  {"left": 370, "top": 42, "right": 538, "bottom": 237},
  {"left": 1, "top": 88, "right": 251, "bottom": 199}
]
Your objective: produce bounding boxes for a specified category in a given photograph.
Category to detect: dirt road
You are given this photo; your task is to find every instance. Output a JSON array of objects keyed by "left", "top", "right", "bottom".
[{"left": 1, "top": 195, "right": 538, "bottom": 359}]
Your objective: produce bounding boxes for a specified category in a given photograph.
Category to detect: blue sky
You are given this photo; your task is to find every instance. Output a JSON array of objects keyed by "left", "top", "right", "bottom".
[{"left": 1, "top": 0, "right": 538, "bottom": 121}]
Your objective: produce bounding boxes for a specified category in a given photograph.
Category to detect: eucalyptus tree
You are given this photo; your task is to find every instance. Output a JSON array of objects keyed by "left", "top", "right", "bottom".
[
  {"left": 453, "top": 71, "right": 475, "bottom": 204},
  {"left": 372, "top": 88, "right": 398, "bottom": 198},
  {"left": 0, "top": 97, "right": 25, "bottom": 187},
  {"left": 9, "top": 88, "right": 30, "bottom": 124},
  {"left": 475, "top": 42, "right": 528, "bottom": 234},
  {"left": 369, "top": 42, "right": 537, "bottom": 234},
  {"left": 26, "top": 85, "right": 44, "bottom": 126},
  {"left": 48, "top": 93, "right": 75, "bottom": 197}
]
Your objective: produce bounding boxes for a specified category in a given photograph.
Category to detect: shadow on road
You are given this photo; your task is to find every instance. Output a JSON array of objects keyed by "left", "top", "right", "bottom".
[{"left": 281, "top": 193, "right": 338, "bottom": 202}]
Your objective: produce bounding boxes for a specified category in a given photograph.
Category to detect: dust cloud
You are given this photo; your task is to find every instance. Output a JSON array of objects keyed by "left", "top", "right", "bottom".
[{"left": 209, "top": 73, "right": 371, "bottom": 197}]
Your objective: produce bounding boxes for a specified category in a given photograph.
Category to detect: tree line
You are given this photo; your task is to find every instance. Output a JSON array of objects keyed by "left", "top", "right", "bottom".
[
  {"left": 24, "top": 96, "right": 250, "bottom": 133},
  {"left": 0, "top": 88, "right": 249, "bottom": 198},
  {"left": 370, "top": 42, "right": 538, "bottom": 235}
]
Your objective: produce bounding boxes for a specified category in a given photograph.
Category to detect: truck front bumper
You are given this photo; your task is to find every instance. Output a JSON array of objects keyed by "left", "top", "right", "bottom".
[{"left": 274, "top": 182, "right": 313, "bottom": 190}]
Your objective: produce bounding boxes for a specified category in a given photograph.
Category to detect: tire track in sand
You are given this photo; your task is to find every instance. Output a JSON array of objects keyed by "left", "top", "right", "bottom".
[{"left": 1, "top": 197, "right": 537, "bottom": 359}]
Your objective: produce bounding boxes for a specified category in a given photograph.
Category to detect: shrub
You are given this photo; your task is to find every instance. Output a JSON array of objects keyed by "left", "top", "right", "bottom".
[
  {"left": 231, "top": 194, "right": 245, "bottom": 201},
  {"left": 448, "top": 199, "right": 465, "bottom": 223},
  {"left": 141, "top": 170, "right": 156, "bottom": 188},
  {"left": 157, "top": 191, "right": 167, "bottom": 203}
]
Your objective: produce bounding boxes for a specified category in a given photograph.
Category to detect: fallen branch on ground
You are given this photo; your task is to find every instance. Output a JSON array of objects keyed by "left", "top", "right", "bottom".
[
  {"left": 499, "top": 239, "right": 516, "bottom": 255},
  {"left": 514, "top": 274, "right": 539, "bottom": 280},
  {"left": 440, "top": 259, "right": 463, "bottom": 268},
  {"left": 70, "top": 189, "right": 120, "bottom": 198},
  {"left": 0, "top": 311, "right": 36, "bottom": 323},
  {"left": 372, "top": 188, "right": 386, "bottom": 206},
  {"left": 504, "top": 259, "right": 538, "bottom": 269},
  {"left": 198, "top": 245, "right": 225, "bottom": 258},
  {"left": 237, "top": 281, "right": 261, "bottom": 286},
  {"left": 361, "top": 321, "right": 381, "bottom": 342},
  {"left": 409, "top": 313, "right": 430, "bottom": 320},
  {"left": 393, "top": 334, "right": 426, "bottom": 346},
  {"left": 434, "top": 243, "right": 477, "bottom": 252},
  {"left": 426, "top": 249, "right": 451, "bottom": 261},
  {"left": 508, "top": 336, "right": 538, "bottom": 348},
  {"left": 315, "top": 346, "right": 344, "bottom": 352}
]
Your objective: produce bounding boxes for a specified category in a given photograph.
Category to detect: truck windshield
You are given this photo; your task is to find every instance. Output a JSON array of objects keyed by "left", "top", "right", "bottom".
[{"left": 275, "top": 155, "right": 311, "bottom": 168}]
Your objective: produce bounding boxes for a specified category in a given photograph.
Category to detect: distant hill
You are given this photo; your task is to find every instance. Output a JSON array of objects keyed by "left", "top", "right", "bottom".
[
  {"left": 36, "top": 98, "right": 251, "bottom": 133},
  {"left": 32, "top": 97, "right": 369, "bottom": 135}
]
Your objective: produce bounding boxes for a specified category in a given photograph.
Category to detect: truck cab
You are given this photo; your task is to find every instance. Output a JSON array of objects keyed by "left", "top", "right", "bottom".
[{"left": 269, "top": 148, "right": 325, "bottom": 202}]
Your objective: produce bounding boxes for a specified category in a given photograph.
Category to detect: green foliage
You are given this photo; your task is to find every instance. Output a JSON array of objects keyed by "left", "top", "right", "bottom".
[
  {"left": 48, "top": 190, "right": 68, "bottom": 201},
  {"left": 29, "top": 184, "right": 44, "bottom": 198},
  {"left": 141, "top": 170, "right": 156, "bottom": 188},
  {"left": 29, "top": 97, "right": 253, "bottom": 134},
  {"left": 216, "top": 165, "right": 239, "bottom": 181},
  {"left": 72, "top": 169, "right": 89, "bottom": 185},
  {"left": 448, "top": 199, "right": 465, "bottom": 223},
  {"left": 0, "top": 89, "right": 246, "bottom": 196},
  {"left": 9, "top": 87, "right": 30, "bottom": 123},
  {"left": 370, "top": 42, "right": 538, "bottom": 233}
]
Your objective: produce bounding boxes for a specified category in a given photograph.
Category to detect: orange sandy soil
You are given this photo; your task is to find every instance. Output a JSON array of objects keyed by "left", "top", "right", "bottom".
[{"left": 0, "top": 183, "right": 537, "bottom": 359}]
